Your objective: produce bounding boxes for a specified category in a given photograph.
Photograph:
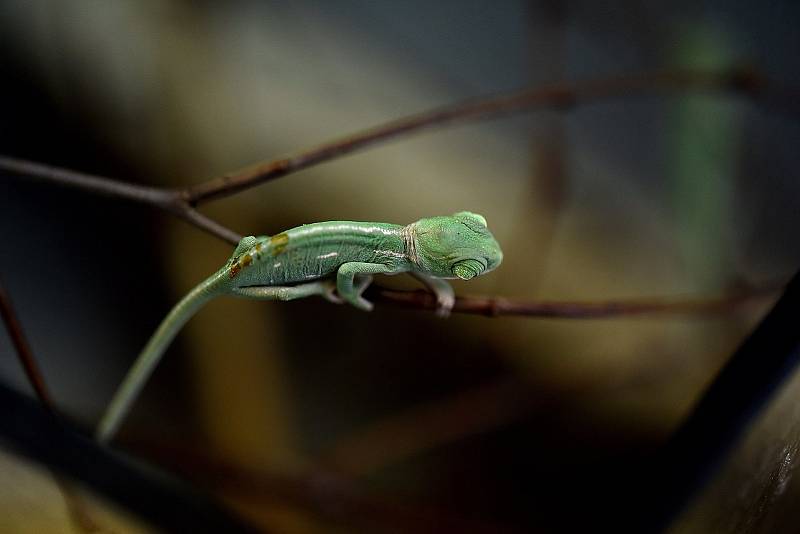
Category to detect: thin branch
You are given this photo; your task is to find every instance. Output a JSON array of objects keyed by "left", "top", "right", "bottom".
[
  {"left": 2, "top": 68, "right": 791, "bottom": 245},
  {"left": 166, "top": 200, "right": 242, "bottom": 244},
  {"left": 0, "top": 278, "right": 108, "bottom": 532},
  {"left": 0, "top": 156, "right": 169, "bottom": 206},
  {"left": 183, "top": 67, "right": 776, "bottom": 204},
  {"left": 0, "top": 69, "right": 788, "bottom": 320},
  {"left": 0, "top": 156, "right": 242, "bottom": 245},
  {"left": 1, "top": 66, "right": 796, "bottom": 532},
  {"left": 0, "top": 278, "right": 55, "bottom": 408},
  {"left": 365, "top": 282, "right": 781, "bottom": 318}
]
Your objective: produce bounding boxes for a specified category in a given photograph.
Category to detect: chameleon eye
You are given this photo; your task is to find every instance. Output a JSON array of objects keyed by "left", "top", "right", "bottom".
[
  {"left": 452, "top": 259, "right": 484, "bottom": 280},
  {"left": 453, "top": 211, "right": 487, "bottom": 228}
]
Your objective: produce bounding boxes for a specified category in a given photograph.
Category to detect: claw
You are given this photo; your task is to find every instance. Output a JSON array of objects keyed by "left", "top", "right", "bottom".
[
  {"left": 320, "top": 279, "right": 344, "bottom": 304},
  {"left": 348, "top": 275, "right": 374, "bottom": 311},
  {"left": 353, "top": 274, "right": 373, "bottom": 296},
  {"left": 354, "top": 296, "right": 374, "bottom": 312},
  {"left": 435, "top": 293, "right": 455, "bottom": 318}
]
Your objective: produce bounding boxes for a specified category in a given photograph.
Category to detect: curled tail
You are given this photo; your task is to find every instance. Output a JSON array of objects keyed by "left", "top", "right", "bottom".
[{"left": 95, "top": 270, "right": 228, "bottom": 443}]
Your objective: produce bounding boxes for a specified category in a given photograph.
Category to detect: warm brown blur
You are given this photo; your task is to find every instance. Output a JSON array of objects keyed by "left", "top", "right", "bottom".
[{"left": 0, "top": 2, "right": 798, "bottom": 533}]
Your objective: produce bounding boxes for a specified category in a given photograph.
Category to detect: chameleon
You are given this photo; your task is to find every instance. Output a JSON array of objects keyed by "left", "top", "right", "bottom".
[{"left": 95, "top": 211, "right": 503, "bottom": 443}]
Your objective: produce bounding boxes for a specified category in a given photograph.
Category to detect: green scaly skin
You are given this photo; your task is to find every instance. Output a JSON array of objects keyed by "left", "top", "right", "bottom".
[{"left": 95, "top": 211, "right": 503, "bottom": 443}]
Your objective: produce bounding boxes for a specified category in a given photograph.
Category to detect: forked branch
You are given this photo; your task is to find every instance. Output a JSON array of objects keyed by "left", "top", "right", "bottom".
[
  {"left": 0, "top": 157, "right": 242, "bottom": 244},
  {"left": 183, "top": 67, "right": 775, "bottom": 204},
  {"left": 2, "top": 67, "right": 786, "bottom": 241},
  {"left": 0, "top": 67, "right": 790, "bottom": 316}
]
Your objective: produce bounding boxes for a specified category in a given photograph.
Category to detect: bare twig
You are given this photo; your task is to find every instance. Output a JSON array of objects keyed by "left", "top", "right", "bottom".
[
  {"left": 0, "top": 156, "right": 242, "bottom": 245},
  {"left": 0, "top": 156, "right": 168, "bottom": 205},
  {"left": 184, "top": 68, "right": 772, "bottom": 204},
  {"left": 0, "top": 69, "right": 788, "bottom": 318},
  {"left": 365, "top": 282, "right": 781, "bottom": 318},
  {"left": 2, "top": 68, "right": 788, "bottom": 245},
  {"left": 166, "top": 200, "right": 242, "bottom": 245},
  {"left": 1, "top": 67, "right": 795, "bottom": 532}
]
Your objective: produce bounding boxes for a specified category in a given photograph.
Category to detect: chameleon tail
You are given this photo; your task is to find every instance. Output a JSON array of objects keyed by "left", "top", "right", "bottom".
[{"left": 95, "top": 270, "right": 228, "bottom": 444}]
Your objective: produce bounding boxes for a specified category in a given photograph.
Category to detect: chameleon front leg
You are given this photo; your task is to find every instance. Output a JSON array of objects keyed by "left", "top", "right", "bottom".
[
  {"left": 337, "top": 262, "right": 392, "bottom": 311},
  {"left": 410, "top": 272, "right": 455, "bottom": 317}
]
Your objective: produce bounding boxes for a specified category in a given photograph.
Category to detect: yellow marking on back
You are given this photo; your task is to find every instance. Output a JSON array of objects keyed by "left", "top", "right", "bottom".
[{"left": 270, "top": 233, "right": 289, "bottom": 256}]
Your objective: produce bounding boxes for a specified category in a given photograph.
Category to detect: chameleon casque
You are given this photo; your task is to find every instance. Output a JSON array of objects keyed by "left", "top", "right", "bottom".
[{"left": 96, "top": 211, "right": 503, "bottom": 443}]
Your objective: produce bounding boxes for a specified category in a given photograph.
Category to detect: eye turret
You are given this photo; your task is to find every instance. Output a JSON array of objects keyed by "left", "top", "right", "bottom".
[{"left": 452, "top": 259, "right": 485, "bottom": 280}]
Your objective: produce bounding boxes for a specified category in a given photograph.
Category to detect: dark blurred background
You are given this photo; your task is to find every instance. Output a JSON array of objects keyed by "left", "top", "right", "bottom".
[{"left": 1, "top": 1, "right": 799, "bottom": 532}]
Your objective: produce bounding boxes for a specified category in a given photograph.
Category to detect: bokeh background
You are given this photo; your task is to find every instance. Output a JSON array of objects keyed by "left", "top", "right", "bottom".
[{"left": 1, "top": 1, "right": 799, "bottom": 532}]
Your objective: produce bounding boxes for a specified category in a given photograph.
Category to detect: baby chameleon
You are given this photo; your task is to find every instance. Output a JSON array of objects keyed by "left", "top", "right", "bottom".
[{"left": 95, "top": 211, "right": 503, "bottom": 443}]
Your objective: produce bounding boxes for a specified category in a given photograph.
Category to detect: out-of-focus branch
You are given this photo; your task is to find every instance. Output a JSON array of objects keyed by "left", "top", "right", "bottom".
[
  {"left": 639, "top": 270, "right": 800, "bottom": 532},
  {"left": 0, "top": 278, "right": 55, "bottom": 409},
  {"left": 2, "top": 275, "right": 251, "bottom": 529},
  {"left": 0, "top": 278, "right": 107, "bottom": 532},
  {"left": 318, "top": 315, "right": 761, "bottom": 479},
  {"left": 126, "top": 437, "right": 521, "bottom": 534},
  {"left": 321, "top": 378, "right": 537, "bottom": 477},
  {"left": 0, "top": 383, "right": 258, "bottom": 533},
  {"left": 365, "top": 281, "right": 781, "bottom": 318}
]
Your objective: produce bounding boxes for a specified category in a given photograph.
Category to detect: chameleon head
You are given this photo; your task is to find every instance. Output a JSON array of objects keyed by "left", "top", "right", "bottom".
[{"left": 409, "top": 211, "right": 503, "bottom": 280}]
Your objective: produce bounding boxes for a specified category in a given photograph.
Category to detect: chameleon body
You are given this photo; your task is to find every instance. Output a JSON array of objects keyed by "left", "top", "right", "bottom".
[{"left": 95, "top": 212, "right": 502, "bottom": 443}]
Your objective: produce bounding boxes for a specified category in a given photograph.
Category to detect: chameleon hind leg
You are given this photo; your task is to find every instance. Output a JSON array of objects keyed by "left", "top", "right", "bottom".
[{"left": 232, "top": 280, "right": 341, "bottom": 303}]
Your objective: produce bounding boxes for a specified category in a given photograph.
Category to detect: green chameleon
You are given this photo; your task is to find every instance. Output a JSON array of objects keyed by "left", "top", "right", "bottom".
[{"left": 95, "top": 211, "right": 503, "bottom": 443}]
